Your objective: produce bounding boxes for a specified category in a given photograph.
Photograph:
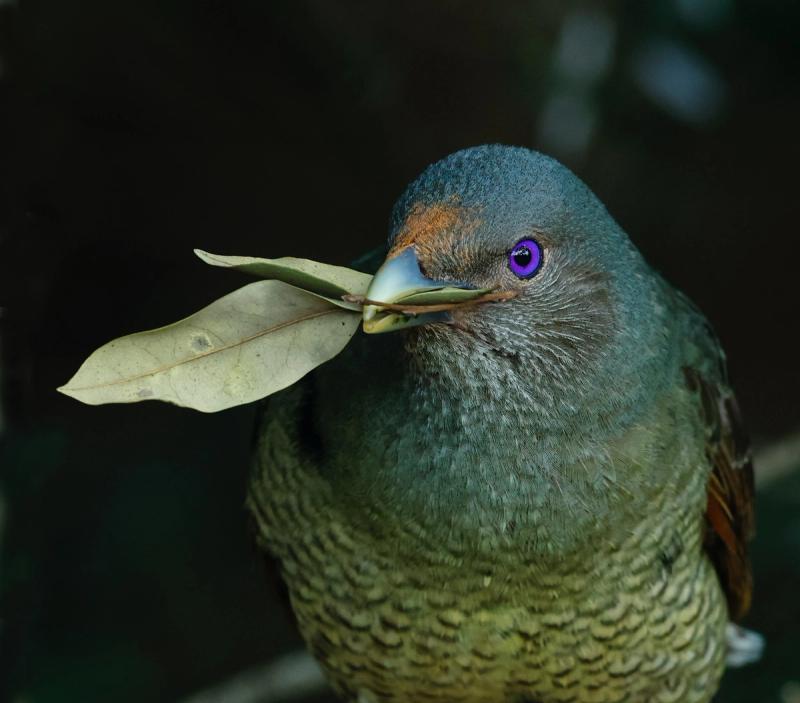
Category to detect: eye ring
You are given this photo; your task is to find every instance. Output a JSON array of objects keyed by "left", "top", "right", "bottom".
[{"left": 507, "top": 238, "right": 543, "bottom": 279}]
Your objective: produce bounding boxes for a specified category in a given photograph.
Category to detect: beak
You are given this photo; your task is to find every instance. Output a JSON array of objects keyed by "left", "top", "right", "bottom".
[{"left": 363, "top": 247, "right": 475, "bottom": 334}]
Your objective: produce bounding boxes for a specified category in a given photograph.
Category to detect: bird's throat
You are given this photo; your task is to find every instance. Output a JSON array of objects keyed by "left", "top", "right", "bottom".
[{"left": 329, "top": 328, "right": 650, "bottom": 557}]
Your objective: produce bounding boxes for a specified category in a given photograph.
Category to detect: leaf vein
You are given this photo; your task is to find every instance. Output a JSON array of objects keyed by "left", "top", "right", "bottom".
[{"left": 66, "top": 307, "right": 350, "bottom": 392}]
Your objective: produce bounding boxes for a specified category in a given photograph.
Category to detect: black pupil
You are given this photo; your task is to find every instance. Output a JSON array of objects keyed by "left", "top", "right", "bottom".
[{"left": 513, "top": 246, "right": 531, "bottom": 266}]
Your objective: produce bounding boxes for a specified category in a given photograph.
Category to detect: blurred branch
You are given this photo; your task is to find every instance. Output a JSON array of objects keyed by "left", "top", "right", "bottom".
[
  {"left": 179, "top": 651, "right": 328, "bottom": 703},
  {"left": 178, "top": 431, "right": 800, "bottom": 703},
  {"left": 755, "top": 431, "right": 800, "bottom": 489}
]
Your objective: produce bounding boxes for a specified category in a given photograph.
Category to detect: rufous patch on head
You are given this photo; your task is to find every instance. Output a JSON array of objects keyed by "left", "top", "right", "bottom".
[{"left": 389, "top": 199, "right": 480, "bottom": 259}]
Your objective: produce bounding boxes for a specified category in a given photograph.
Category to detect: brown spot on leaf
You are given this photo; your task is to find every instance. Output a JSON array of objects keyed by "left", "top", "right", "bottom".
[{"left": 192, "top": 334, "right": 211, "bottom": 351}]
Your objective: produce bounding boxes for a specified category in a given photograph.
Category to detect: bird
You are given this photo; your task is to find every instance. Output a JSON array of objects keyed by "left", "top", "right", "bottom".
[{"left": 247, "top": 145, "right": 759, "bottom": 703}]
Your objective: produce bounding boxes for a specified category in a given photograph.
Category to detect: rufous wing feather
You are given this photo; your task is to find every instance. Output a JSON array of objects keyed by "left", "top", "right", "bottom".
[{"left": 684, "top": 367, "right": 756, "bottom": 621}]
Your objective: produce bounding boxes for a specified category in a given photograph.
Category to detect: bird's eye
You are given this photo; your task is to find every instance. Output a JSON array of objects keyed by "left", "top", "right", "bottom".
[{"left": 508, "top": 238, "right": 543, "bottom": 279}]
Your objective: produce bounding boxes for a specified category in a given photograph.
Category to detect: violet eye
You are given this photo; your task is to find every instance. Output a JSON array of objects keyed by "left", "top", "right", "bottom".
[{"left": 508, "top": 238, "right": 543, "bottom": 278}]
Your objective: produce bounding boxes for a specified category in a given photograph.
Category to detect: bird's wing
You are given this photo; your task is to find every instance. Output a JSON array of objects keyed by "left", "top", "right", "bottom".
[{"left": 683, "top": 364, "right": 755, "bottom": 621}]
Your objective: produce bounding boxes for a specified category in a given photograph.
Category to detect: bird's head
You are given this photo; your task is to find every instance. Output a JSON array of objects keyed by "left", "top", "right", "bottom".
[
  {"left": 321, "top": 146, "right": 680, "bottom": 551},
  {"left": 362, "top": 145, "right": 664, "bottom": 422}
]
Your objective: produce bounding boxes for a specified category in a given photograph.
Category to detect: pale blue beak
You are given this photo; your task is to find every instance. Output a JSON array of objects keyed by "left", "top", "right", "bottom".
[{"left": 363, "top": 247, "right": 472, "bottom": 334}]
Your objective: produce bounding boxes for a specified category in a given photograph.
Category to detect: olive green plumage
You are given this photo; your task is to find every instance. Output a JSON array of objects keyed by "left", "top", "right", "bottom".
[{"left": 248, "top": 146, "right": 754, "bottom": 702}]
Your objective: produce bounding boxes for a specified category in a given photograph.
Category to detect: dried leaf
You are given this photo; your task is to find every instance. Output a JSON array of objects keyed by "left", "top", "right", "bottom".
[
  {"left": 194, "top": 249, "right": 371, "bottom": 301},
  {"left": 58, "top": 280, "right": 360, "bottom": 412}
]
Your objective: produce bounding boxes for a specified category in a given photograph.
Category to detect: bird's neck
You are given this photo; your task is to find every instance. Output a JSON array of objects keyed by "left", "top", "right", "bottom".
[{"left": 332, "top": 284, "right": 681, "bottom": 557}]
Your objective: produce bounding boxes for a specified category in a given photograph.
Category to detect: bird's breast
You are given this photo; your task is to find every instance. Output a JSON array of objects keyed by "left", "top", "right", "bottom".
[{"left": 249, "top": 388, "right": 727, "bottom": 703}]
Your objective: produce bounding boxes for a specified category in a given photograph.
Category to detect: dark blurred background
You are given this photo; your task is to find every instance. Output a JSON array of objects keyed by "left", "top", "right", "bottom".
[{"left": 1, "top": 1, "right": 799, "bottom": 702}]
